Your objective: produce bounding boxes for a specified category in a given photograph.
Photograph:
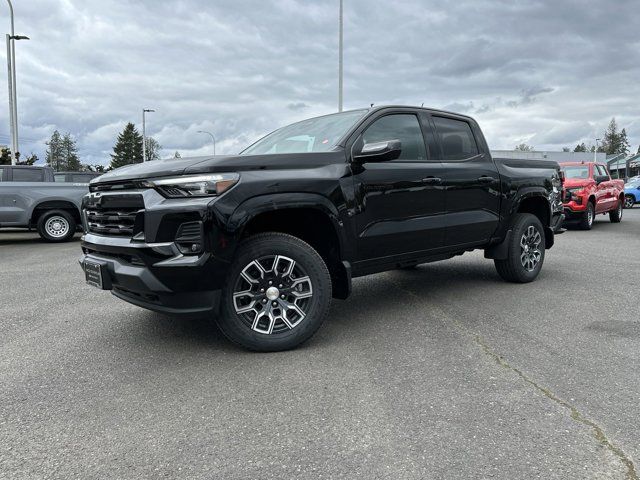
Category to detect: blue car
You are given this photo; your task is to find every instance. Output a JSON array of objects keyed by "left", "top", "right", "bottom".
[{"left": 624, "top": 180, "right": 640, "bottom": 208}]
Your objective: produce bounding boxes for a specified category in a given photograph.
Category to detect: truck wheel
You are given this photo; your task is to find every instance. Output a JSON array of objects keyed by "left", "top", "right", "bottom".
[
  {"left": 217, "top": 232, "right": 332, "bottom": 352},
  {"left": 578, "top": 201, "right": 594, "bottom": 230},
  {"left": 494, "top": 213, "right": 545, "bottom": 283},
  {"left": 609, "top": 199, "right": 623, "bottom": 223},
  {"left": 624, "top": 195, "right": 635, "bottom": 209},
  {"left": 36, "top": 209, "right": 77, "bottom": 242}
]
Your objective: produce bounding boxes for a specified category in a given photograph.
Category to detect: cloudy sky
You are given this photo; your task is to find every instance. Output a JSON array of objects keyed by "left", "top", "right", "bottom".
[{"left": 4, "top": 0, "right": 640, "bottom": 165}]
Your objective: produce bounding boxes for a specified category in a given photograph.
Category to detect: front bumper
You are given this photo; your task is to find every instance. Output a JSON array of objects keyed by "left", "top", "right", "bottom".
[{"left": 80, "top": 233, "right": 225, "bottom": 316}]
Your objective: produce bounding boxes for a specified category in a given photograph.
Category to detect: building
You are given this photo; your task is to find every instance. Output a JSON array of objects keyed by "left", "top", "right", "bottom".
[
  {"left": 490, "top": 150, "right": 607, "bottom": 163},
  {"left": 607, "top": 153, "right": 640, "bottom": 180}
]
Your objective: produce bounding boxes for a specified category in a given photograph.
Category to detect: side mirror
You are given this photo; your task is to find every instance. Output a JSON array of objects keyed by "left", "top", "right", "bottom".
[
  {"left": 354, "top": 140, "right": 402, "bottom": 163},
  {"left": 594, "top": 174, "right": 608, "bottom": 184}
]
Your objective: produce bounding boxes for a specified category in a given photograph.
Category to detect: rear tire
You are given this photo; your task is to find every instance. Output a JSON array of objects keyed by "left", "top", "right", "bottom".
[
  {"left": 217, "top": 232, "right": 332, "bottom": 352},
  {"left": 36, "top": 210, "right": 76, "bottom": 242},
  {"left": 578, "top": 201, "right": 594, "bottom": 230},
  {"left": 609, "top": 199, "right": 623, "bottom": 223},
  {"left": 494, "top": 213, "right": 545, "bottom": 283}
]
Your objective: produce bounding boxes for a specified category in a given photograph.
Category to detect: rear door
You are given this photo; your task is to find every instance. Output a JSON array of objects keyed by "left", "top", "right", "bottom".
[
  {"left": 428, "top": 114, "right": 501, "bottom": 247},
  {"left": 349, "top": 110, "right": 447, "bottom": 262}
]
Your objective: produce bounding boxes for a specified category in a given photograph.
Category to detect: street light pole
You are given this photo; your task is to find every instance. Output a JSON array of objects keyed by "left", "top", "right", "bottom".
[
  {"left": 142, "top": 108, "right": 155, "bottom": 162},
  {"left": 594, "top": 138, "right": 600, "bottom": 162},
  {"left": 5, "top": 33, "right": 14, "bottom": 163},
  {"left": 197, "top": 131, "right": 216, "bottom": 156},
  {"left": 338, "top": 0, "right": 343, "bottom": 112},
  {"left": 5, "top": 0, "right": 27, "bottom": 165}
]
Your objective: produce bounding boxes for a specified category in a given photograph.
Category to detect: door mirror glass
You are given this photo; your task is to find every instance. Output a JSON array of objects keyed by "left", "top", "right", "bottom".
[
  {"left": 594, "top": 174, "right": 608, "bottom": 184},
  {"left": 354, "top": 140, "right": 402, "bottom": 162}
]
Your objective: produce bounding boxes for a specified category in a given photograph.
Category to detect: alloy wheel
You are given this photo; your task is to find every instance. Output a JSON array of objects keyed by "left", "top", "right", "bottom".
[
  {"left": 232, "top": 255, "right": 313, "bottom": 335},
  {"left": 520, "top": 225, "right": 542, "bottom": 272},
  {"left": 625, "top": 196, "right": 634, "bottom": 209}
]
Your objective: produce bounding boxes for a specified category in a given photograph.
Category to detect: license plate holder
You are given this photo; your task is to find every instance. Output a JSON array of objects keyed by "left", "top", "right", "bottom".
[{"left": 84, "top": 260, "right": 105, "bottom": 289}]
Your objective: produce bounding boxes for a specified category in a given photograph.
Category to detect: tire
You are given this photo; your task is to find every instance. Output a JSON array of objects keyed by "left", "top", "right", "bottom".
[
  {"left": 217, "top": 232, "right": 332, "bottom": 352},
  {"left": 624, "top": 195, "right": 635, "bottom": 209},
  {"left": 609, "top": 198, "right": 623, "bottom": 223},
  {"left": 494, "top": 213, "right": 545, "bottom": 283},
  {"left": 578, "top": 201, "right": 595, "bottom": 230},
  {"left": 36, "top": 209, "right": 76, "bottom": 242}
]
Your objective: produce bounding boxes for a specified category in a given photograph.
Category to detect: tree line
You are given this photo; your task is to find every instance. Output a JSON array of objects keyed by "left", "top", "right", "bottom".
[
  {"left": 0, "top": 122, "right": 170, "bottom": 171},
  {"left": 515, "top": 118, "right": 638, "bottom": 156}
]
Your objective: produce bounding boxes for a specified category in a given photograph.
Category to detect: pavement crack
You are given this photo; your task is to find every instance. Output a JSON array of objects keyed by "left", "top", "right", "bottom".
[{"left": 386, "top": 278, "right": 638, "bottom": 480}]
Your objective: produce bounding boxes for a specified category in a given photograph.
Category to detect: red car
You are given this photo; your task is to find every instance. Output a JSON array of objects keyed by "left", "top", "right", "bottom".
[{"left": 560, "top": 162, "right": 625, "bottom": 229}]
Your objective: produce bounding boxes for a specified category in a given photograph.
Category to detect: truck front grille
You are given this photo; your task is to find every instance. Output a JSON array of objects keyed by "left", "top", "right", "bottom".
[
  {"left": 84, "top": 193, "right": 145, "bottom": 238},
  {"left": 86, "top": 209, "right": 139, "bottom": 236}
]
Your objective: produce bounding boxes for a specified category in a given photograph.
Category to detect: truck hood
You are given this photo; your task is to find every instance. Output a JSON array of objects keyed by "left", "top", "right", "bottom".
[
  {"left": 92, "top": 152, "right": 346, "bottom": 185},
  {"left": 563, "top": 178, "right": 592, "bottom": 189}
]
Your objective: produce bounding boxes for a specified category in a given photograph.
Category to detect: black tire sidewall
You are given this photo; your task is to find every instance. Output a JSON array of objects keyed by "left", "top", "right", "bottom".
[
  {"left": 504, "top": 213, "right": 546, "bottom": 282},
  {"left": 217, "top": 233, "right": 332, "bottom": 351},
  {"left": 36, "top": 210, "right": 76, "bottom": 242}
]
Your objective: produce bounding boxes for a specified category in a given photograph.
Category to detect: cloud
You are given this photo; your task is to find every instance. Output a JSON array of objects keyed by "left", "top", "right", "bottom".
[{"left": 2, "top": 0, "right": 639, "bottom": 164}]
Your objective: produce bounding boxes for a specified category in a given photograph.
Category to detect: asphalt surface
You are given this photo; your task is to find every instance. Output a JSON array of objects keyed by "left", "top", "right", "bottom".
[{"left": 1, "top": 209, "right": 639, "bottom": 480}]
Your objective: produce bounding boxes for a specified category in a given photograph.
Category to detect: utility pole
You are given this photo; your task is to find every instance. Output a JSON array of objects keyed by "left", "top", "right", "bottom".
[
  {"left": 142, "top": 108, "right": 154, "bottom": 162},
  {"left": 5, "top": 0, "right": 28, "bottom": 165},
  {"left": 197, "top": 131, "right": 216, "bottom": 156},
  {"left": 338, "top": 0, "right": 343, "bottom": 112},
  {"left": 594, "top": 138, "right": 600, "bottom": 162}
]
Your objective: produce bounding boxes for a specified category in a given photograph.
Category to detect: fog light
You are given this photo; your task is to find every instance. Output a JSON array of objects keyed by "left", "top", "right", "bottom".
[{"left": 175, "top": 221, "right": 204, "bottom": 255}]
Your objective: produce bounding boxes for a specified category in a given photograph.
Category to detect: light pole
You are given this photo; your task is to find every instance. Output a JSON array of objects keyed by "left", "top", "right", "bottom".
[
  {"left": 338, "top": 0, "right": 343, "bottom": 112},
  {"left": 594, "top": 138, "right": 600, "bottom": 162},
  {"left": 5, "top": 0, "right": 28, "bottom": 165},
  {"left": 197, "top": 130, "right": 216, "bottom": 156},
  {"left": 142, "top": 108, "right": 155, "bottom": 162}
]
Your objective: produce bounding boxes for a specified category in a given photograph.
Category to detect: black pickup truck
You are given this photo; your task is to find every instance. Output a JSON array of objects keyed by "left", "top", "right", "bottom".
[{"left": 80, "top": 106, "right": 564, "bottom": 351}]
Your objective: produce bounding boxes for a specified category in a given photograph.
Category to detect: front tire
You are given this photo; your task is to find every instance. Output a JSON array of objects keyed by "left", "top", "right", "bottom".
[
  {"left": 217, "top": 233, "right": 332, "bottom": 352},
  {"left": 609, "top": 199, "right": 623, "bottom": 223},
  {"left": 578, "top": 201, "right": 595, "bottom": 230},
  {"left": 36, "top": 210, "right": 76, "bottom": 242},
  {"left": 494, "top": 213, "right": 545, "bottom": 283},
  {"left": 624, "top": 195, "right": 635, "bottom": 209}
]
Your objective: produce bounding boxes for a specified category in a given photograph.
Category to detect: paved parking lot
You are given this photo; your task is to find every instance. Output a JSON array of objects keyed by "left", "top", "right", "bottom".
[{"left": 1, "top": 210, "right": 639, "bottom": 479}]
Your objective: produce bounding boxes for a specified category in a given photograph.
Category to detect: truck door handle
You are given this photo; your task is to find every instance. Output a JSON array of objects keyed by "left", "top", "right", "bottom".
[
  {"left": 477, "top": 176, "right": 497, "bottom": 183},
  {"left": 422, "top": 177, "right": 442, "bottom": 184}
]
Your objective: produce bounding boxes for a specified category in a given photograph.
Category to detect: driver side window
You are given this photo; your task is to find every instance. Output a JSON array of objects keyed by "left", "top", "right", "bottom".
[{"left": 362, "top": 114, "right": 427, "bottom": 161}]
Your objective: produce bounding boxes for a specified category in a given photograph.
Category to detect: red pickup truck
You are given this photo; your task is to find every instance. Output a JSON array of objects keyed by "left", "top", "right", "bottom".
[{"left": 560, "top": 162, "right": 624, "bottom": 229}]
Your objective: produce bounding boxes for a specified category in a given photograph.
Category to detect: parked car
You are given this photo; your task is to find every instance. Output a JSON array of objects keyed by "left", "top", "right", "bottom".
[
  {"left": 0, "top": 165, "right": 89, "bottom": 242},
  {"left": 560, "top": 162, "right": 625, "bottom": 229},
  {"left": 624, "top": 180, "right": 640, "bottom": 208},
  {"left": 80, "top": 106, "right": 564, "bottom": 351},
  {"left": 54, "top": 171, "right": 102, "bottom": 183}
]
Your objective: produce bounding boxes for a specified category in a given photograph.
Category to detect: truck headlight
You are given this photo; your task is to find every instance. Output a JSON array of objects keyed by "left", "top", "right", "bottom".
[{"left": 148, "top": 173, "right": 239, "bottom": 198}]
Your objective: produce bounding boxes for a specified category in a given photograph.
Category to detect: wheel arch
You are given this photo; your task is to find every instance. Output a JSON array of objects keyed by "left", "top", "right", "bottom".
[
  {"left": 29, "top": 199, "right": 81, "bottom": 225},
  {"left": 229, "top": 193, "right": 351, "bottom": 299}
]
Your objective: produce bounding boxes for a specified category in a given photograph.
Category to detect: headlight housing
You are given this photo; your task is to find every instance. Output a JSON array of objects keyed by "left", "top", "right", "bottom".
[
  {"left": 565, "top": 188, "right": 583, "bottom": 203},
  {"left": 147, "top": 173, "right": 239, "bottom": 198}
]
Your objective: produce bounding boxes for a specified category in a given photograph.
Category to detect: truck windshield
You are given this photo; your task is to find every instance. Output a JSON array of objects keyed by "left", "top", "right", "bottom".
[
  {"left": 241, "top": 110, "right": 367, "bottom": 155},
  {"left": 562, "top": 166, "right": 590, "bottom": 179}
]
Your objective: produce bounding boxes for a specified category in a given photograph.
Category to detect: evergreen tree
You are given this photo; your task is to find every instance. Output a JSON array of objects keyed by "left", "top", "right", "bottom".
[
  {"left": 46, "top": 130, "right": 64, "bottom": 171},
  {"left": 144, "top": 137, "right": 162, "bottom": 162},
  {"left": 17, "top": 153, "right": 38, "bottom": 165},
  {"left": 61, "top": 133, "right": 81, "bottom": 171},
  {"left": 619, "top": 128, "right": 630, "bottom": 155},
  {"left": 173, "top": 151, "right": 181, "bottom": 159},
  {"left": 110, "top": 123, "right": 143, "bottom": 169},
  {"left": 574, "top": 143, "right": 587, "bottom": 152},
  {"left": 637, "top": 145, "right": 640, "bottom": 154}
]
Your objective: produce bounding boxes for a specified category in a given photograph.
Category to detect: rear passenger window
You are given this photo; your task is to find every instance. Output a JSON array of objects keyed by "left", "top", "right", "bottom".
[
  {"left": 432, "top": 116, "right": 479, "bottom": 161},
  {"left": 54, "top": 174, "right": 66, "bottom": 182},
  {"left": 362, "top": 114, "right": 427, "bottom": 161},
  {"left": 71, "top": 175, "right": 90, "bottom": 183},
  {"left": 0, "top": 167, "right": 5, "bottom": 181},
  {"left": 12, "top": 168, "right": 44, "bottom": 182}
]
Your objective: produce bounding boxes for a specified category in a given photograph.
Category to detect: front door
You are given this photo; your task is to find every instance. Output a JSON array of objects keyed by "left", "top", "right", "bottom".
[{"left": 350, "top": 112, "right": 446, "bottom": 262}]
